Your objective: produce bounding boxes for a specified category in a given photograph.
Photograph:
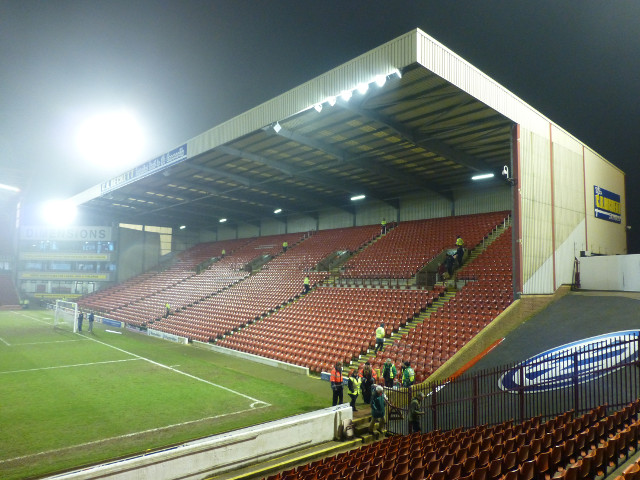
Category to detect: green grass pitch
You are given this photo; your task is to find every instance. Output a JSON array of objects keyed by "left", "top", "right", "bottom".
[{"left": 0, "top": 309, "right": 330, "bottom": 479}]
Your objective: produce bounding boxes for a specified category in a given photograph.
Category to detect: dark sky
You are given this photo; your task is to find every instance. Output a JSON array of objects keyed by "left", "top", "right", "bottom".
[{"left": 1, "top": 1, "right": 638, "bottom": 251}]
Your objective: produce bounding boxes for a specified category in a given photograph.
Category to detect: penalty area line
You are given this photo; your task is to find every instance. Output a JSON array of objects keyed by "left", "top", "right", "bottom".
[{"left": 0, "top": 404, "right": 270, "bottom": 466}]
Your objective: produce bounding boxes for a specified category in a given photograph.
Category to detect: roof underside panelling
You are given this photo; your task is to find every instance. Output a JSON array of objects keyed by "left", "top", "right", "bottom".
[{"left": 74, "top": 28, "right": 597, "bottom": 230}]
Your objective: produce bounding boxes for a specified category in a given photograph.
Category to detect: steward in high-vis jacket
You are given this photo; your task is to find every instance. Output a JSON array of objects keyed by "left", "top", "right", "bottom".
[
  {"left": 402, "top": 361, "right": 415, "bottom": 388},
  {"left": 375, "top": 322, "right": 386, "bottom": 353},
  {"left": 330, "top": 362, "right": 344, "bottom": 406},
  {"left": 382, "top": 358, "right": 397, "bottom": 388},
  {"left": 347, "top": 369, "right": 361, "bottom": 411}
]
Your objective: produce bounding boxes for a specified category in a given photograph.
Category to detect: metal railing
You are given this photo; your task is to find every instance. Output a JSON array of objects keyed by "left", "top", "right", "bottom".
[{"left": 386, "top": 333, "right": 640, "bottom": 435}]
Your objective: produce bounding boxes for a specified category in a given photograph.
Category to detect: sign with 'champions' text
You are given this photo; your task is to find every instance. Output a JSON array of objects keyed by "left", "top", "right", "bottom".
[{"left": 594, "top": 185, "right": 621, "bottom": 224}]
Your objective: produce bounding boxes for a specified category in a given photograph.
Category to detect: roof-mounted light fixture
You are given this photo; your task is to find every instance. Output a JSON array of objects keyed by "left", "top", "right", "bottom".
[
  {"left": 313, "top": 104, "right": 322, "bottom": 113},
  {"left": 375, "top": 75, "right": 386, "bottom": 87},
  {"left": 0, "top": 183, "right": 20, "bottom": 192},
  {"left": 471, "top": 173, "right": 494, "bottom": 181},
  {"left": 273, "top": 122, "right": 282, "bottom": 133},
  {"left": 350, "top": 194, "right": 366, "bottom": 201},
  {"left": 274, "top": 208, "right": 282, "bottom": 214},
  {"left": 219, "top": 218, "right": 227, "bottom": 223},
  {"left": 179, "top": 225, "right": 186, "bottom": 230}
]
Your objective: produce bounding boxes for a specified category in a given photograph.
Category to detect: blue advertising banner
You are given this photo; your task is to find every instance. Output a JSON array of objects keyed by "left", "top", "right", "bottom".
[{"left": 594, "top": 185, "right": 621, "bottom": 223}]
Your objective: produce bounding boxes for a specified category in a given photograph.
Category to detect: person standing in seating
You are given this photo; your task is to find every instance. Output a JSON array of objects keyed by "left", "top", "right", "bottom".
[
  {"left": 330, "top": 362, "right": 344, "bottom": 406},
  {"left": 303, "top": 276, "right": 310, "bottom": 294},
  {"left": 409, "top": 392, "right": 425, "bottom": 432},
  {"left": 369, "top": 385, "right": 388, "bottom": 434},
  {"left": 402, "top": 361, "right": 415, "bottom": 388},
  {"left": 445, "top": 253, "right": 455, "bottom": 276},
  {"left": 221, "top": 249, "right": 226, "bottom": 258},
  {"left": 88, "top": 312, "right": 94, "bottom": 333},
  {"left": 360, "top": 361, "right": 376, "bottom": 404},
  {"left": 77, "top": 311, "right": 84, "bottom": 332},
  {"left": 282, "top": 241, "right": 288, "bottom": 252},
  {"left": 456, "top": 235, "right": 465, "bottom": 267},
  {"left": 381, "top": 218, "right": 387, "bottom": 235},
  {"left": 382, "top": 358, "right": 397, "bottom": 388},
  {"left": 165, "top": 303, "right": 171, "bottom": 318},
  {"left": 374, "top": 322, "right": 386, "bottom": 353},
  {"left": 347, "top": 369, "right": 360, "bottom": 411}
]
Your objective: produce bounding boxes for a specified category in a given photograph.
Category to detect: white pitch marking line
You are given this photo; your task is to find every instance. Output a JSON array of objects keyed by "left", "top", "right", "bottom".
[
  {"left": 0, "top": 404, "right": 269, "bottom": 466},
  {"left": 0, "top": 336, "right": 10, "bottom": 346},
  {"left": 0, "top": 358, "right": 141, "bottom": 375},
  {"left": 85, "top": 331, "right": 271, "bottom": 407}
]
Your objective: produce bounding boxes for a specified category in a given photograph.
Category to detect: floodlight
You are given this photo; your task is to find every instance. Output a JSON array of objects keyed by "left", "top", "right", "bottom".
[
  {"left": 313, "top": 104, "right": 323, "bottom": 113},
  {"left": 357, "top": 83, "right": 369, "bottom": 95},
  {"left": 274, "top": 208, "right": 282, "bottom": 214},
  {"left": 273, "top": 122, "right": 282, "bottom": 133},
  {"left": 350, "top": 194, "right": 366, "bottom": 201},
  {"left": 76, "top": 109, "right": 145, "bottom": 168},
  {"left": 219, "top": 218, "right": 227, "bottom": 223},
  {"left": 0, "top": 183, "right": 20, "bottom": 192},
  {"left": 471, "top": 173, "right": 495, "bottom": 181},
  {"left": 340, "top": 89, "right": 352, "bottom": 101},
  {"left": 327, "top": 96, "right": 337, "bottom": 107},
  {"left": 41, "top": 199, "right": 77, "bottom": 226},
  {"left": 179, "top": 225, "right": 186, "bottom": 230},
  {"left": 392, "top": 68, "right": 402, "bottom": 78},
  {"left": 375, "top": 75, "right": 386, "bottom": 87}
]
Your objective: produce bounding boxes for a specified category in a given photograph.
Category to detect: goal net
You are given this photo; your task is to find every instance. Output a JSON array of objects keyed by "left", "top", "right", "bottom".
[{"left": 54, "top": 300, "right": 79, "bottom": 333}]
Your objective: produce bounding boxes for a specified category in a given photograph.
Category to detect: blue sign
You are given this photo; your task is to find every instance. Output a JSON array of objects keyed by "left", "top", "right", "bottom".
[
  {"left": 100, "top": 144, "right": 188, "bottom": 195},
  {"left": 594, "top": 185, "right": 621, "bottom": 224},
  {"left": 499, "top": 330, "right": 638, "bottom": 392}
]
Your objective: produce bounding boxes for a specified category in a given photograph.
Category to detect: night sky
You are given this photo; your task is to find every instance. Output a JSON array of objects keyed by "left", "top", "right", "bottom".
[{"left": 1, "top": 1, "right": 638, "bottom": 251}]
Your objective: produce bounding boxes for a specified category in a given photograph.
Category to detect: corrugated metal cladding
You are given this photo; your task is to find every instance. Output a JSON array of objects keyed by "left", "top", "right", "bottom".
[
  {"left": 356, "top": 202, "right": 398, "bottom": 227},
  {"left": 454, "top": 187, "right": 511, "bottom": 216},
  {"left": 319, "top": 208, "right": 355, "bottom": 230},
  {"left": 237, "top": 224, "right": 259, "bottom": 239},
  {"left": 261, "top": 219, "right": 287, "bottom": 237},
  {"left": 401, "top": 193, "right": 450, "bottom": 221},
  {"left": 519, "top": 127, "right": 554, "bottom": 294},
  {"left": 287, "top": 215, "right": 317, "bottom": 234},
  {"left": 415, "top": 29, "right": 549, "bottom": 137},
  {"left": 584, "top": 148, "right": 627, "bottom": 255},
  {"left": 552, "top": 128, "right": 587, "bottom": 286},
  {"left": 188, "top": 31, "right": 417, "bottom": 159}
]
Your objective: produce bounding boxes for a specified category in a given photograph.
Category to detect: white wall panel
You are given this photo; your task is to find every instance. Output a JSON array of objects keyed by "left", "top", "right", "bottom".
[
  {"left": 584, "top": 148, "right": 626, "bottom": 254},
  {"left": 580, "top": 254, "right": 640, "bottom": 291},
  {"left": 287, "top": 214, "right": 317, "bottom": 233},
  {"left": 454, "top": 187, "right": 511, "bottom": 215},
  {"left": 237, "top": 223, "right": 259, "bottom": 239},
  {"left": 318, "top": 208, "right": 354, "bottom": 230},
  {"left": 260, "top": 219, "right": 286, "bottom": 236},
  {"left": 520, "top": 127, "right": 554, "bottom": 294},
  {"left": 356, "top": 202, "right": 397, "bottom": 227},
  {"left": 552, "top": 134, "right": 587, "bottom": 287},
  {"left": 554, "top": 219, "right": 587, "bottom": 287},
  {"left": 400, "top": 193, "right": 450, "bottom": 221},
  {"left": 217, "top": 226, "right": 237, "bottom": 241}
]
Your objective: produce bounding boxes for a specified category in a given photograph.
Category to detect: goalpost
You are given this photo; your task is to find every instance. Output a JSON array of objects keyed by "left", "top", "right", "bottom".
[{"left": 54, "top": 300, "right": 79, "bottom": 333}]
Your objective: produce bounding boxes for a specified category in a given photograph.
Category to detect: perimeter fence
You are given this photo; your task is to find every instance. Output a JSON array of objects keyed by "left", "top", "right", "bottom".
[{"left": 386, "top": 332, "right": 640, "bottom": 435}]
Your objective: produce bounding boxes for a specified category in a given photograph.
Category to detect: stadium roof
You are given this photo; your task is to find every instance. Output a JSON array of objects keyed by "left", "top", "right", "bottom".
[{"left": 72, "top": 29, "right": 524, "bottom": 229}]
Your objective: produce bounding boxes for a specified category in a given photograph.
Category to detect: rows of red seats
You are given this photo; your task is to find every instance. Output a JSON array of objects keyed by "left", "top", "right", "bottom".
[
  {"left": 365, "top": 228, "right": 513, "bottom": 381},
  {"left": 343, "top": 212, "right": 509, "bottom": 279},
  {"left": 263, "top": 401, "right": 640, "bottom": 480}
]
